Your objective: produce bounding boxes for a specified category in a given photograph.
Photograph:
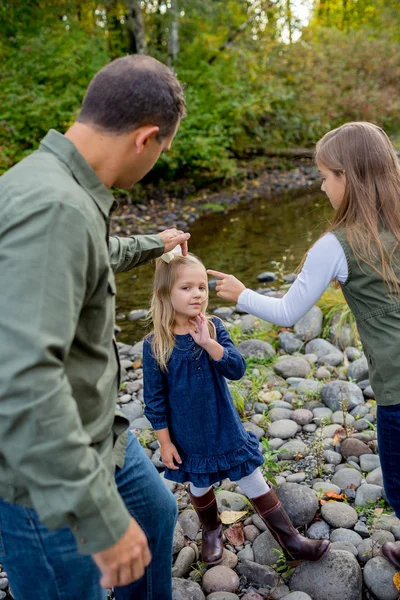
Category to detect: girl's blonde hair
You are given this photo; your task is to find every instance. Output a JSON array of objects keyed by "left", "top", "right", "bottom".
[
  {"left": 148, "top": 253, "right": 216, "bottom": 370},
  {"left": 316, "top": 121, "right": 400, "bottom": 294}
]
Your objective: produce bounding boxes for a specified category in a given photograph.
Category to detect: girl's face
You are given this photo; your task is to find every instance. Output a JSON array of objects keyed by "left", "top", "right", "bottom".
[
  {"left": 318, "top": 162, "right": 346, "bottom": 210},
  {"left": 170, "top": 264, "right": 208, "bottom": 320}
]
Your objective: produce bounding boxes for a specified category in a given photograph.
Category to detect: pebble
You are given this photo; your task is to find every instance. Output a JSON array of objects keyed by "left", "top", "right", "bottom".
[{"left": 202, "top": 566, "right": 239, "bottom": 594}]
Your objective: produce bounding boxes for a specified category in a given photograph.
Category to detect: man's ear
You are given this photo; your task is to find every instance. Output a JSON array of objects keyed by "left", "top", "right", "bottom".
[{"left": 132, "top": 125, "right": 160, "bottom": 154}]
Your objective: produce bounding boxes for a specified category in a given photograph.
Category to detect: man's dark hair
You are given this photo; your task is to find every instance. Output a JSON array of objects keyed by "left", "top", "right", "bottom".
[{"left": 77, "top": 55, "right": 186, "bottom": 140}]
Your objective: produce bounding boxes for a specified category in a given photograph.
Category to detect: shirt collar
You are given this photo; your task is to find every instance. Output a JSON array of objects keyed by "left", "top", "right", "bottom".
[{"left": 39, "top": 129, "right": 115, "bottom": 218}]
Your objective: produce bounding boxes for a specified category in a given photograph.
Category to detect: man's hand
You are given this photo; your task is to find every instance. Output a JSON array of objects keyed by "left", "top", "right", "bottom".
[
  {"left": 207, "top": 270, "right": 246, "bottom": 303},
  {"left": 92, "top": 517, "right": 152, "bottom": 589},
  {"left": 160, "top": 442, "right": 182, "bottom": 470},
  {"left": 157, "top": 228, "right": 190, "bottom": 256}
]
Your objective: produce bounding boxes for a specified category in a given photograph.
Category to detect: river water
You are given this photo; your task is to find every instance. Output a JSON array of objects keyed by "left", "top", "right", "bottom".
[{"left": 115, "top": 187, "right": 333, "bottom": 343}]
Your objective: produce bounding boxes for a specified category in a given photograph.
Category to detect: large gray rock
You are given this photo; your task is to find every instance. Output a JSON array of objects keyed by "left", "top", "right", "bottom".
[
  {"left": 278, "top": 331, "right": 303, "bottom": 354},
  {"left": 366, "top": 467, "right": 383, "bottom": 486},
  {"left": 282, "top": 594, "right": 313, "bottom": 600},
  {"left": 252, "top": 529, "right": 281, "bottom": 565},
  {"left": 173, "top": 522, "right": 185, "bottom": 554},
  {"left": 321, "top": 380, "right": 365, "bottom": 412},
  {"left": 306, "top": 520, "right": 330, "bottom": 540},
  {"left": 235, "top": 560, "right": 279, "bottom": 587},
  {"left": 321, "top": 502, "right": 358, "bottom": 529},
  {"left": 172, "top": 578, "right": 205, "bottom": 600},
  {"left": 202, "top": 566, "right": 239, "bottom": 594},
  {"left": 355, "top": 484, "right": 383, "bottom": 507},
  {"left": 277, "top": 483, "right": 318, "bottom": 527},
  {"left": 207, "top": 594, "right": 240, "bottom": 600},
  {"left": 178, "top": 509, "right": 200, "bottom": 540},
  {"left": 173, "top": 546, "right": 196, "bottom": 578},
  {"left": 331, "top": 468, "right": 363, "bottom": 490},
  {"left": 294, "top": 306, "right": 323, "bottom": 341},
  {"left": 330, "top": 528, "right": 363, "bottom": 547},
  {"left": 237, "top": 340, "right": 276, "bottom": 360},
  {"left": 216, "top": 491, "right": 247, "bottom": 512},
  {"left": 297, "top": 379, "right": 324, "bottom": 395},
  {"left": 268, "top": 408, "right": 293, "bottom": 422},
  {"left": 305, "top": 338, "right": 343, "bottom": 360},
  {"left": 347, "top": 356, "right": 369, "bottom": 382},
  {"left": 289, "top": 549, "right": 362, "bottom": 600},
  {"left": 273, "top": 356, "right": 312, "bottom": 379},
  {"left": 267, "top": 419, "right": 298, "bottom": 440},
  {"left": 360, "top": 454, "right": 381, "bottom": 472},
  {"left": 278, "top": 440, "right": 309, "bottom": 460},
  {"left": 363, "top": 556, "right": 399, "bottom": 600}
]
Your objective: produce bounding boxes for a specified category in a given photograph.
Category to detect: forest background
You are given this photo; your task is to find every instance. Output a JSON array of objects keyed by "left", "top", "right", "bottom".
[{"left": 1, "top": 0, "right": 399, "bottom": 188}]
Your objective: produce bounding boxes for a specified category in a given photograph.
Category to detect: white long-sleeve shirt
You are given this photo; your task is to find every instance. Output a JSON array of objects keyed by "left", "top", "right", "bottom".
[{"left": 237, "top": 233, "right": 348, "bottom": 327}]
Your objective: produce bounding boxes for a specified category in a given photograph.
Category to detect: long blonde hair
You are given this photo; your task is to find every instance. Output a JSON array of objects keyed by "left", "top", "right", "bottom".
[
  {"left": 148, "top": 253, "right": 216, "bottom": 370},
  {"left": 315, "top": 122, "right": 400, "bottom": 294}
]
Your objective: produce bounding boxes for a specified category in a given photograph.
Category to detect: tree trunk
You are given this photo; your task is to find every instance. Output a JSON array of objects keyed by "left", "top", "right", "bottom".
[
  {"left": 286, "top": 0, "right": 293, "bottom": 44},
  {"left": 168, "top": 0, "right": 179, "bottom": 67},
  {"left": 127, "top": 0, "right": 147, "bottom": 55}
]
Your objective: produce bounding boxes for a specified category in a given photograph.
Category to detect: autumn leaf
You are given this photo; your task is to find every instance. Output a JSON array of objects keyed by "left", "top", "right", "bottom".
[
  {"left": 320, "top": 499, "right": 327, "bottom": 505},
  {"left": 374, "top": 508, "right": 384, "bottom": 515},
  {"left": 220, "top": 510, "right": 248, "bottom": 525},
  {"left": 133, "top": 358, "right": 142, "bottom": 369},
  {"left": 393, "top": 572, "right": 400, "bottom": 591},
  {"left": 224, "top": 523, "right": 245, "bottom": 546},
  {"left": 325, "top": 491, "right": 346, "bottom": 501}
]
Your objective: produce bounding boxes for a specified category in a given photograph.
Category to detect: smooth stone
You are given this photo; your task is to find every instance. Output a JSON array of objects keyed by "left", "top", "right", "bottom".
[
  {"left": 357, "top": 538, "right": 383, "bottom": 564},
  {"left": 374, "top": 514, "right": 400, "bottom": 532},
  {"left": 289, "top": 549, "right": 362, "bottom": 600},
  {"left": 237, "top": 340, "right": 276, "bottom": 359},
  {"left": 306, "top": 520, "right": 330, "bottom": 540},
  {"left": 355, "top": 483, "right": 383, "bottom": 507},
  {"left": 173, "top": 522, "right": 185, "bottom": 554},
  {"left": 213, "top": 306, "right": 235, "bottom": 319},
  {"left": 268, "top": 408, "right": 293, "bottom": 422},
  {"left": 277, "top": 483, "right": 318, "bottom": 527},
  {"left": 345, "top": 347, "right": 362, "bottom": 361},
  {"left": 312, "top": 481, "right": 341, "bottom": 494},
  {"left": 321, "top": 502, "right": 358, "bottom": 528},
  {"left": 305, "top": 338, "right": 340, "bottom": 358},
  {"left": 252, "top": 529, "right": 281, "bottom": 565},
  {"left": 273, "top": 356, "right": 312, "bottom": 379},
  {"left": 347, "top": 356, "right": 369, "bottom": 382},
  {"left": 366, "top": 467, "right": 383, "bottom": 486},
  {"left": 317, "top": 352, "right": 344, "bottom": 367},
  {"left": 331, "top": 467, "right": 363, "bottom": 490},
  {"left": 216, "top": 491, "right": 247, "bottom": 512},
  {"left": 363, "top": 556, "right": 399, "bottom": 600},
  {"left": 235, "top": 560, "right": 279, "bottom": 587},
  {"left": 202, "top": 566, "right": 239, "bottom": 594},
  {"left": 286, "top": 472, "right": 306, "bottom": 483},
  {"left": 119, "top": 402, "right": 144, "bottom": 424},
  {"left": 268, "top": 420, "right": 298, "bottom": 440},
  {"left": 252, "top": 513, "right": 268, "bottom": 532},
  {"left": 282, "top": 593, "right": 313, "bottom": 600},
  {"left": 269, "top": 438, "right": 285, "bottom": 450},
  {"left": 278, "top": 331, "right": 303, "bottom": 354},
  {"left": 354, "top": 521, "right": 370, "bottom": 538},
  {"left": 173, "top": 546, "right": 196, "bottom": 578},
  {"left": 243, "top": 422, "right": 265, "bottom": 439},
  {"left": 128, "top": 309, "right": 148, "bottom": 321},
  {"left": 331, "top": 411, "right": 355, "bottom": 426},
  {"left": 340, "top": 438, "right": 372, "bottom": 459},
  {"left": 360, "top": 454, "right": 381, "bottom": 472},
  {"left": 206, "top": 594, "right": 240, "bottom": 600},
  {"left": 331, "top": 541, "right": 358, "bottom": 556},
  {"left": 160, "top": 471, "right": 177, "bottom": 492},
  {"left": 303, "top": 424, "right": 317, "bottom": 433},
  {"left": 324, "top": 449, "right": 342, "bottom": 465},
  {"left": 321, "top": 380, "right": 364, "bottom": 411},
  {"left": 243, "top": 525, "right": 261, "bottom": 542},
  {"left": 219, "top": 549, "right": 239, "bottom": 570},
  {"left": 350, "top": 404, "right": 370, "bottom": 418},
  {"left": 315, "top": 366, "right": 331, "bottom": 380},
  {"left": 267, "top": 585, "right": 290, "bottom": 599},
  {"left": 278, "top": 439, "right": 308, "bottom": 460},
  {"left": 258, "top": 271, "right": 276, "bottom": 282},
  {"left": 372, "top": 530, "right": 395, "bottom": 544},
  {"left": 312, "top": 407, "right": 332, "bottom": 423},
  {"left": 330, "top": 528, "right": 363, "bottom": 546},
  {"left": 178, "top": 509, "right": 200, "bottom": 540},
  {"left": 173, "top": 578, "right": 205, "bottom": 600},
  {"left": 291, "top": 409, "right": 313, "bottom": 425},
  {"left": 237, "top": 546, "right": 255, "bottom": 561},
  {"left": 294, "top": 305, "right": 323, "bottom": 341},
  {"left": 297, "top": 379, "right": 324, "bottom": 395},
  {"left": 130, "top": 416, "right": 152, "bottom": 430}
]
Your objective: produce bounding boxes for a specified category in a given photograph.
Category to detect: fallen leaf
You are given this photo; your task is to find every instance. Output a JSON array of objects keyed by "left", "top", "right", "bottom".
[
  {"left": 320, "top": 499, "right": 327, "bottom": 505},
  {"left": 325, "top": 490, "right": 346, "bottom": 501},
  {"left": 374, "top": 508, "right": 384, "bottom": 515},
  {"left": 224, "top": 523, "right": 245, "bottom": 546},
  {"left": 133, "top": 358, "right": 142, "bottom": 369},
  {"left": 393, "top": 572, "right": 400, "bottom": 591},
  {"left": 220, "top": 510, "right": 248, "bottom": 525}
]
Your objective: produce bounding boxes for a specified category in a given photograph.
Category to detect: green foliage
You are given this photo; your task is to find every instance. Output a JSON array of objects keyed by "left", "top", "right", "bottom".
[
  {"left": 317, "top": 286, "right": 359, "bottom": 344},
  {"left": 261, "top": 437, "right": 289, "bottom": 485}
]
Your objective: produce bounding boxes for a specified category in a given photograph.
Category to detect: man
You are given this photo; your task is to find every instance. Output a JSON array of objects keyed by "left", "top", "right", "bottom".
[{"left": 0, "top": 55, "right": 188, "bottom": 599}]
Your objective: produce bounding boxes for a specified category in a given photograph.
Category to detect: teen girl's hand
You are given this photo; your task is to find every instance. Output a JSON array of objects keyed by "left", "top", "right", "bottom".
[
  {"left": 160, "top": 442, "right": 182, "bottom": 470},
  {"left": 157, "top": 228, "right": 190, "bottom": 256},
  {"left": 207, "top": 270, "right": 246, "bottom": 303},
  {"left": 189, "top": 314, "right": 211, "bottom": 347}
]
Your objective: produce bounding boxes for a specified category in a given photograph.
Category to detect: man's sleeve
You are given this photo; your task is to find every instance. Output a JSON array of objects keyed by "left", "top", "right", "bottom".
[
  {"left": 109, "top": 234, "right": 165, "bottom": 273},
  {"left": 0, "top": 201, "right": 131, "bottom": 554}
]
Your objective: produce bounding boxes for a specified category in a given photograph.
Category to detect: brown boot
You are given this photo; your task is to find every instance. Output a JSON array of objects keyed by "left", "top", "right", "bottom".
[
  {"left": 251, "top": 488, "right": 330, "bottom": 563},
  {"left": 190, "top": 488, "right": 223, "bottom": 565},
  {"left": 382, "top": 542, "right": 400, "bottom": 569}
]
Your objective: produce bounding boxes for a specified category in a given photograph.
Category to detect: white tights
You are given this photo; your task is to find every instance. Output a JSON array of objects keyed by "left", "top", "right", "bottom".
[{"left": 189, "top": 468, "right": 270, "bottom": 499}]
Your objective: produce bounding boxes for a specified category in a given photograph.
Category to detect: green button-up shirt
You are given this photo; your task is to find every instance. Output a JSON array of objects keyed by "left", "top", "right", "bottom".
[{"left": 0, "top": 130, "right": 164, "bottom": 553}]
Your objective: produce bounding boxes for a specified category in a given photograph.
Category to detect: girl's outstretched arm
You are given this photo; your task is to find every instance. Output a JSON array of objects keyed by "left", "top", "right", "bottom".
[
  {"left": 143, "top": 339, "right": 170, "bottom": 430},
  {"left": 211, "top": 319, "right": 247, "bottom": 381},
  {"left": 208, "top": 233, "right": 348, "bottom": 327}
]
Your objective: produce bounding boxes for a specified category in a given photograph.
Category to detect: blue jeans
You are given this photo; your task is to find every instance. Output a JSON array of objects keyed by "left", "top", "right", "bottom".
[
  {"left": 0, "top": 432, "right": 177, "bottom": 600},
  {"left": 377, "top": 404, "right": 400, "bottom": 517}
]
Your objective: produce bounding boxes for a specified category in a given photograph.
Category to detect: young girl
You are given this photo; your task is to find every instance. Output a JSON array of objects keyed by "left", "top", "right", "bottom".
[
  {"left": 143, "top": 252, "right": 329, "bottom": 565},
  {"left": 208, "top": 121, "right": 400, "bottom": 570}
]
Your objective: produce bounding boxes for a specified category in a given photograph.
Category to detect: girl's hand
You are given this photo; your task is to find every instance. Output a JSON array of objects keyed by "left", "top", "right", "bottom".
[
  {"left": 189, "top": 314, "right": 211, "bottom": 347},
  {"left": 160, "top": 442, "right": 182, "bottom": 470},
  {"left": 207, "top": 270, "right": 246, "bottom": 303}
]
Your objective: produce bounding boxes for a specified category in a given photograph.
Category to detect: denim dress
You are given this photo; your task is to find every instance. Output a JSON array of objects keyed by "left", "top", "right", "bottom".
[{"left": 143, "top": 318, "right": 264, "bottom": 486}]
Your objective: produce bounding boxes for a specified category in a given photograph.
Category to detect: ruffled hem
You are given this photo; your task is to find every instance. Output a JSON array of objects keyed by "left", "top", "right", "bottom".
[
  {"left": 165, "top": 451, "right": 264, "bottom": 487},
  {"left": 177, "top": 430, "right": 262, "bottom": 473},
  {"left": 164, "top": 431, "right": 264, "bottom": 486}
]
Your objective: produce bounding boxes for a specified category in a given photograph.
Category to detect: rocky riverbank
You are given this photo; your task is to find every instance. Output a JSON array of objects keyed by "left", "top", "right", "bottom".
[
  {"left": 115, "top": 281, "right": 399, "bottom": 600},
  {"left": 111, "top": 163, "right": 319, "bottom": 237}
]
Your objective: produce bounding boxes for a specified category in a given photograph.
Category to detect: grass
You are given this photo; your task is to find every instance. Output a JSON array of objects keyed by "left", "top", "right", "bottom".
[{"left": 317, "top": 286, "right": 359, "bottom": 345}]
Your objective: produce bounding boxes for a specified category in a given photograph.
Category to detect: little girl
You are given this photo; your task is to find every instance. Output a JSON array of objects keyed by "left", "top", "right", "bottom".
[
  {"left": 143, "top": 252, "right": 329, "bottom": 565},
  {"left": 208, "top": 121, "right": 400, "bottom": 571}
]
